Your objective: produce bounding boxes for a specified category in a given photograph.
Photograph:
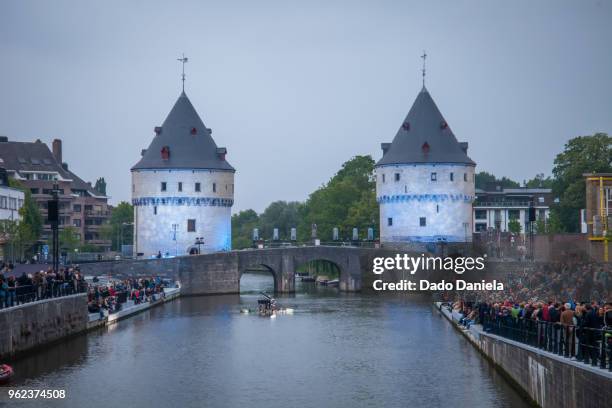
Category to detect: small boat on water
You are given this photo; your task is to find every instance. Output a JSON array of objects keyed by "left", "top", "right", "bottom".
[
  {"left": 301, "top": 276, "right": 316, "bottom": 282},
  {"left": 327, "top": 279, "right": 339, "bottom": 287},
  {"left": 0, "top": 364, "right": 14, "bottom": 384}
]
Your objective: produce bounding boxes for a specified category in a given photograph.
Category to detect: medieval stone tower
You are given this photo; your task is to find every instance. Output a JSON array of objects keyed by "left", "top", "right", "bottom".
[
  {"left": 375, "top": 86, "right": 475, "bottom": 246},
  {"left": 131, "top": 91, "right": 235, "bottom": 257}
]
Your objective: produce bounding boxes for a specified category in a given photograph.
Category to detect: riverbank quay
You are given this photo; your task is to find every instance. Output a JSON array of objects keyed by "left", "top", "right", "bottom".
[
  {"left": 87, "top": 287, "right": 180, "bottom": 329},
  {"left": 435, "top": 302, "right": 612, "bottom": 408},
  {"left": 0, "top": 293, "right": 88, "bottom": 361},
  {"left": 1, "top": 288, "right": 181, "bottom": 361}
]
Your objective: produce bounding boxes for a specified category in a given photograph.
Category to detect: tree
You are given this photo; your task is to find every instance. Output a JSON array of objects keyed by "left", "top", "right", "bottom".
[
  {"left": 551, "top": 133, "right": 612, "bottom": 232},
  {"left": 59, "top": 226, "right": 80, "bottom": 251},
  {"left": 298, "top": 155, "right": 378, "bottom": 241},
  {"left": 525, "top": 173, "right": 553, "bottom": 189},
  {"left": 7, "top": 179, "right": 42, "bottom": 260},
  {"left": 101, "top": 201, "right": 133, "bottom": 251},
  {"left": 507, "top": 219, "right": 522, "bottom": 234},
  {"left": 259, "top": 201, "right": 301, "bottom": 240},
  {"left": 231, "top": 209, "right": 259, "bottom": 249},
  {"left": 475, "top": 171, "right": 520, "bottom": 190}
]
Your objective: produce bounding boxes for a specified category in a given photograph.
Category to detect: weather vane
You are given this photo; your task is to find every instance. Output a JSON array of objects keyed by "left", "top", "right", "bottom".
[
  {"left": 421, "top": 50, "right": 427, "bottom": 87},
  {"left": 177, "top": 53, "right": 188, "bottom": 92}
]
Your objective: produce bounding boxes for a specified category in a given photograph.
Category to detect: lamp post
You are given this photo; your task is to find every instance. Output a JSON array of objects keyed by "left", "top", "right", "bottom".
[
  {"left": 120, "top": 222, "right": 134, "bottom": 257},
  {"left": 195, "top": 236, "right": 204, "bottom": 254},
  {"left": 171, "top": 223, "right": 179, "bottom": 257}
]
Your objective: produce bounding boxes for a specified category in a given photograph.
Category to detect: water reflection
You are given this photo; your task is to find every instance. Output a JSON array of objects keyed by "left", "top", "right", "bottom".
[{"left": 3, "top": 274, "right": 528, "bottom": 408}]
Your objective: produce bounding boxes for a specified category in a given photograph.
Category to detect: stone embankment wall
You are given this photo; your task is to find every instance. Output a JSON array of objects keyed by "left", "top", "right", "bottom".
[
  {"left": 438, "top": 304, "right": 612, "bottom": 408},
  {"left": 0, "top": 294, "right": 89, "bottom": 360}
]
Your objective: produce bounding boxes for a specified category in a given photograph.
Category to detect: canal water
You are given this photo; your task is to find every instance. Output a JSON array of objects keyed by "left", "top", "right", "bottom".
[{"left": 5, "top": 274, "right": 528, "bottom": 408}]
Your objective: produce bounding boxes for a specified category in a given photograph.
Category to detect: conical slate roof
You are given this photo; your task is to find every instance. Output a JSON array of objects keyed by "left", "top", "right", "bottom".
[
  {"left": 132, "top": 92, "right": 234, "bottom": 171},
  {"left": 376, "top": 87, "right": 475, "bottom": 166}
]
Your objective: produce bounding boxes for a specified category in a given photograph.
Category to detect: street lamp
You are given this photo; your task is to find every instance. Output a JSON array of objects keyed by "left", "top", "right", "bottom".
[{"left": 195, "top": 236, "right": 204, "bottom": 254}]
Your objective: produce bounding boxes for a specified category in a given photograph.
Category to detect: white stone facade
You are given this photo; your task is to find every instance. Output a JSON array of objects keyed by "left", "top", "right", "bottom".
[
  {"left": 132, "top": 169, "right": 234, "bottom": 257},
  {"left": 0, "top": 186, "right": 24, "bottom": 223},
  {"left": 376, "top": 164, "right": 475, "bottom": 243}
]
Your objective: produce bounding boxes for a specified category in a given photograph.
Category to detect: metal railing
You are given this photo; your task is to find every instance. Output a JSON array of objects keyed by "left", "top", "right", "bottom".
[
  {"left": 0, "top": 281, "right": 87, "bottom": 310},
  {"left": 482, "top": 315, "right": 612, "bottom": 371}
]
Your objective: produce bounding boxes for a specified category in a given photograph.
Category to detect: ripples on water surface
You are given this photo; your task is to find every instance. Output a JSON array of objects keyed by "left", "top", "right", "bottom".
[{"left": 5, "top": 273, "right": 528, "bottom": 408}]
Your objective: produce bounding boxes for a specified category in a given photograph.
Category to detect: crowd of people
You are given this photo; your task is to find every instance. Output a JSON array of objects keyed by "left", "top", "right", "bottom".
[
  {"left": 87, "top": 277, "right": 170, "bottom": 317},
  {"left": 1, "top": 261, "right": 172, "bottom": 318},
  {"left": 444, "top": 261, "right": 612, "bottom": 367},
  {"left": 1, "top": 264, "right": 87, "bottom": 309}
]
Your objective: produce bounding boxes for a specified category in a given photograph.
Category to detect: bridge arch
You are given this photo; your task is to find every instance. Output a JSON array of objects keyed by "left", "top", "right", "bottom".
[{"left": 239, "top": 263, "right": 278, "bottom": 293}]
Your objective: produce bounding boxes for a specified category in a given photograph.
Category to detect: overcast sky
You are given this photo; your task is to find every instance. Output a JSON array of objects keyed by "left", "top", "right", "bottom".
[{"left": 1, "top": 1, "right": 611, "bottom": 212}]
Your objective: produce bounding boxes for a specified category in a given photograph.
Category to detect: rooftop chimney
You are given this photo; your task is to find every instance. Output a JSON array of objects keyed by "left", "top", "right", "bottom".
[{"left": 52, "top": 139, "right": 62, "bottom": 164}]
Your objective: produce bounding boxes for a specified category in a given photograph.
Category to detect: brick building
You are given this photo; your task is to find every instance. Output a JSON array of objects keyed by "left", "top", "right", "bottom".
[{"left": 0, "top": 136, "right": 111, "bottom": 251}]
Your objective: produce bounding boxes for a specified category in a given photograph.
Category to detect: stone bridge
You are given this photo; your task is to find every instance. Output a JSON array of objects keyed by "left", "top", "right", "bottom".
[{"left": 79, "top": 246, "right": 468, "bottom": 295}]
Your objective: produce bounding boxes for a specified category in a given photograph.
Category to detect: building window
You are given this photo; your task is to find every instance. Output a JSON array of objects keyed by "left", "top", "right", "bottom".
[
  {"left": 450, "top": 172, "right": 454, "bottom": 181},
  {"left": 387, "top": 217, "right": 393, "bottom": 226},
  {"left": 475, "top": 223, "right": 487, "bottom": 232},
  {"left": 436, "top": 204, "right": 439, "bottom": 213},
  {"left": 538, "top": 196, "right": 544, "bottom": 203},
  {"left": 420, "top": 217, "right": 426, "bottom": 227},
  {"left": 431, "top": 172, "right": 437, "bottom": 181},
  {"left": 475, "top": 209, "right": 487, "bottom": 220},
  {"left": 153, "top": 206, "right": 157, "bottom": 215},
  {"left": 73, "top": 204, "right": 81, "bottom": 212},
  {"left": 161, "top": 182, "right": 167, "bottom": 192},
  {"left": 178, "top": 182, "right": 183, "bottom": 192},
  {"left": 187, "top": 219, "right": 196, "bottom": 232},
  {"left": 195, "top": 182, "right": 201, "bottom": 192},
  {"left": 464, "top": 173, "right": 467, "bottom": 182},
  {"left": 73, "top": 219, "right": 81, "bottom": 227},
  {"left": 213, "top": 183, "right": 216, "bottom": 193},
  {"left": 132, "top": 184, "right": 135, "bottom": 192},
  {"left": 394, "top": 173, "right": 400, "bottom": 182},
  {"left": 382, "top": 174, "right": 386, "bottom": 183}
]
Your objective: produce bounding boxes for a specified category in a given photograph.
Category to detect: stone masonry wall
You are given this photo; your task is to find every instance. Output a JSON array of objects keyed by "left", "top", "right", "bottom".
[{"left": 0, "top": 294, "right": 89, "bottom": 360}]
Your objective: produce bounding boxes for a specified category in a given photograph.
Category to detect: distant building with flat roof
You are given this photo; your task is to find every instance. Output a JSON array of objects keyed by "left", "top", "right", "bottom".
[{"left": 473, "top": 183, "right": 554, "bottom": 233}]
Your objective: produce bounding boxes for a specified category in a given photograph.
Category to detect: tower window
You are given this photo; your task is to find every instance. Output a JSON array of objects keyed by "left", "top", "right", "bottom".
[
  {"left": 187, "top": 219, "right": 196, "bottom": 232},
  {"left": 213, "top": 183, "right": 217, "bottom": 193},
  {"left": 394, "top": 173, "right": 400, "bottom": 182},
  {"left": 450, "top": 172, "right": 454, "bottom": 181},
  {"left": 178, "top": 182, "right": 183, "bottom": 192},
  {"left": 464, "top": 173, "right": 467, "bottom": 182},
  {"left": 153, "top": 206, "right": 157, "bottom": 215},
  {"left": 195, "top": 182, "right": 201, "bottom": 192},
  {"left": 387, "top": 217, "right": 393, "bottom": 226},
  {"left": 431, "top": 173, "right": 437, "bottom": 181},
  {"left": 436, "top": 204, "right": 439, "bottom": 213},
  {"left": 420, "top": 217, "right": 426, "bottom": 227},
  {"left": 161, "top": 182, "right": 167, "bottom": 192},
  {"left": 382, "top": 174, "right": 386, "bottom": 183}
]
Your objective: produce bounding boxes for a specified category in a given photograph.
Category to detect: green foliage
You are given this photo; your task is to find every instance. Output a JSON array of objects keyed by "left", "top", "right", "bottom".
[
  {"left": 524, "top": 173, "right": 553, "bottom": 189},
  {"left": 507, "top": 218, "right": 521, "bottom": 234},
  {"left": 297, "top": 155, "right": 378, "bottom": 241},
  {"left": 551, "top": 133, "right": 612, "bottom": 232},
  {"left": 232, "top": 155, "right": 379, "bottom": 247},
  {"left": 475, "top": 171, "right": 520, "bottom": 189},
  {"left": 100, "top": 201, "right": 133, "bottom": 251},
  {"left": 5, "top": 179, "right": 43, "bottom": 259},
  {"left": 260, "top": 201, "right": 301, "bottom": 240},
  {"left": 231, "top": 209, "right": 260, "bottom": 249},
  {"left": 59, "top": 226, "right": 80, "bottom": 251}
]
